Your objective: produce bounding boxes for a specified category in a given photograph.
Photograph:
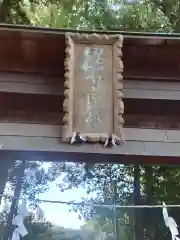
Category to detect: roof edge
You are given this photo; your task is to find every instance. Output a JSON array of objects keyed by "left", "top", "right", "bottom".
[{"left": 1, "top": 23, "right": 180, "bottom": 40}]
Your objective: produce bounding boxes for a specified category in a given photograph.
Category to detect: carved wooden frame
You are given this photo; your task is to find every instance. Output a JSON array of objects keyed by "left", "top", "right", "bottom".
[{"left": 63, "top": 32, "right": 124, "bottom": 144}]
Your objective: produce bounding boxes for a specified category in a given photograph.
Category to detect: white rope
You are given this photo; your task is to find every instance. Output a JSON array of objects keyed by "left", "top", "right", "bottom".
[
  {"left": 1, "top": 193, "right": 180, "bottom": 209},
  {"left": 163, "top": 202, "right": 180, "bottom": 240},
  {"left": 11, "top": 201, "right": 29, "bottom": 240}
]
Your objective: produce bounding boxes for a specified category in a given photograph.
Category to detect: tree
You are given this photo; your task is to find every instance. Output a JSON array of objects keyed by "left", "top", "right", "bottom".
[
  {"left": 49, "top": 161, "right": 180, "bottom": 240},
  {"left": 0, "top": 159, "right": 13, "bottom": 206},
  {"left": 0, "top": 160, "right": 59, "bottom": 240},
  {"left": 0, "top": 0, "right": 173, "bottom": 32}
]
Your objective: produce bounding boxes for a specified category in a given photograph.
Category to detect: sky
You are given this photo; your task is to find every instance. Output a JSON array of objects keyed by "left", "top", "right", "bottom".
[
  {"left": 39, "top": 179, "right": 87, "bottom": 229},
  {"left": 37, "top": 162, "right": 94, "bottom": 229},
  {"left": 0, "top": 162, "right": 95, "bottom": 230}
]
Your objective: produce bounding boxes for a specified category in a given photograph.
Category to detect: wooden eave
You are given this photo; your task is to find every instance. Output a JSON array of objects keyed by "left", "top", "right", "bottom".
[
  {"left": 0, "top": 24, "right": 180, "bottom": 80},
  {"left": 0, "top": 24, "right": 180, "bottom": 101}
]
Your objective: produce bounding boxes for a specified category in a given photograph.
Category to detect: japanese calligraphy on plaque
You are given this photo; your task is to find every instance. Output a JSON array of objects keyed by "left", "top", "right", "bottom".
[{"left": 63, "top": 33, "right": 124, "bottom": 145}]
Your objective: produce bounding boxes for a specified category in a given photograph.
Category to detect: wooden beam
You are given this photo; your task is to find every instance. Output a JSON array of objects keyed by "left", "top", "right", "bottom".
[
  {"left": 0, "top": 122, "right": 180, "bottom": 142},
  {"left": 0, "top": 122, "right": 61, "bottom": 137},
  {"left": 0, "top": 111, "right": 180, "bottom": 128},
  {"left": 0, "top": 135, "right": 180, "bottom": 164},
  {"left": 1, "top": 110, "right": 180, "bottom": 128},
  {"left": 0, "top": 72, "right": 60, "bottom": 83},
  {"left": 0, "top": 81, "right": 62, "bottom": 95},
  {"left": 124, "top": 89, "right": 180, "bottom": 100},
  {"left": 0, "top": 122, "right": 180, "bottom": 162},
  {"left": 2, "top": 73, "right": 180, "bottom": 101},
  {"left": 1, "top": 24, "right": 180, "bottom": 41},
  {"left": 125, "top": 80, "right": 180, "bottom": 90},
  {"left": 124, "top": 80, "right": 180, "bottom": 100}
]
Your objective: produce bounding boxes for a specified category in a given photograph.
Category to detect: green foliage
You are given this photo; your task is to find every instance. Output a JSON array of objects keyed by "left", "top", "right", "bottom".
[
  {"left": 0, "top": 0, "right": 179, "bottom": 32},
  {"left": 52, "top": 163, "right": 180, "bottom": 240}
]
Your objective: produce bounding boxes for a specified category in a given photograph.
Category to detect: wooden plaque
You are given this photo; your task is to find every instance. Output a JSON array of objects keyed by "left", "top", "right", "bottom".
[{"left": 63, "top": 33, "right": 124, "bottom": 144}]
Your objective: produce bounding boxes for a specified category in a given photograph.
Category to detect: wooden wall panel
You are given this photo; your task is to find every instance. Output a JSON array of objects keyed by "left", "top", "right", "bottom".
[
  {"left": 125, "top": 114, "right": 180, "bottom": 129},
  {"left": 1, "top": 27, "right": 180, "bottom": 80},
  {"left": 0, "top": 92, "right": 180, "bottom": 127},
  {"left": 0, "top": 110, "right": 61, "bottom": 124},
  {"left": 0, "top": 32, "right": 64, "bottom": 75}
]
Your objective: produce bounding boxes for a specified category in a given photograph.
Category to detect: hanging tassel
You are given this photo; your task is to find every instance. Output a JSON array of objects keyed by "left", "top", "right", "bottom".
[
  {"left": 162, "top": 202, "right": 180, "bottom": 240},
  {"left": 104, "top": 135, "right": 117, "bottom": 148},
  {"left": 11, "top": 201, "right": 29, "bottom": 240},
  {"left": 70, "top": 132, "right": 86, "bottom": 145}
]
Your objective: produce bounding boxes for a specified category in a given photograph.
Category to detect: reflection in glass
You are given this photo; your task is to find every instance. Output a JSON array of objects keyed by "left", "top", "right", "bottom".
[{"left": 0, "top": 161, "right": 179, "bottom": 240}]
